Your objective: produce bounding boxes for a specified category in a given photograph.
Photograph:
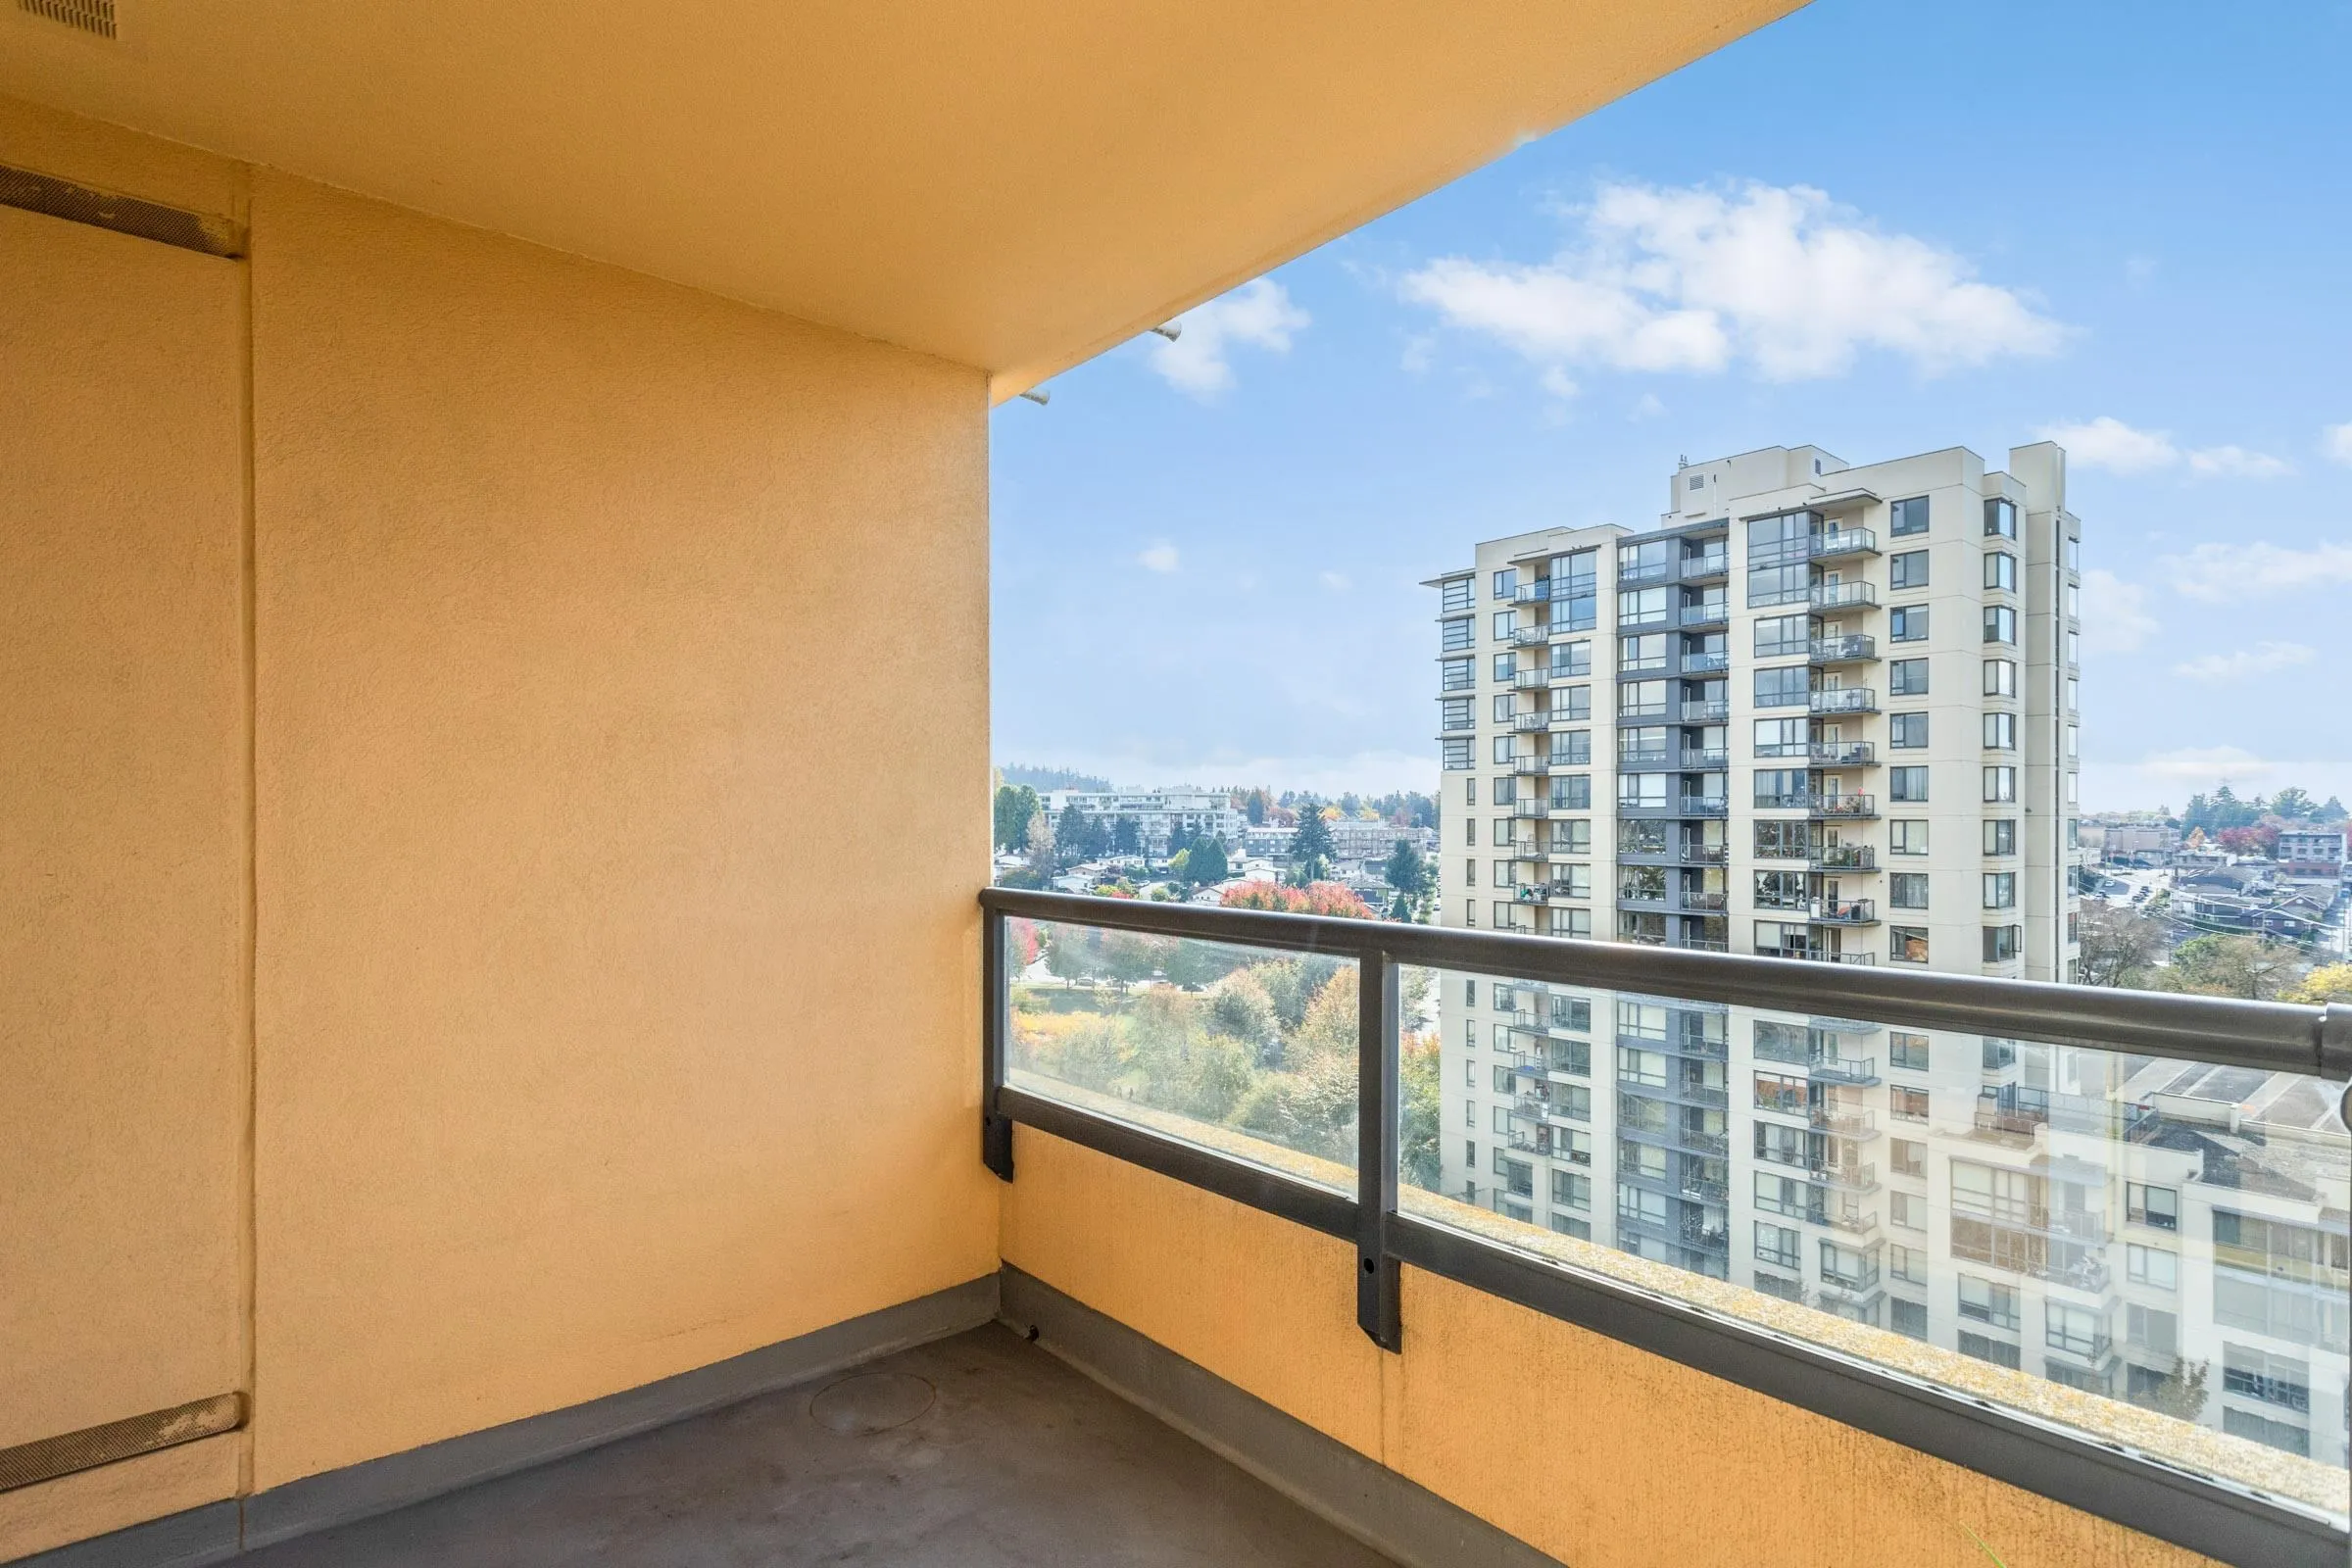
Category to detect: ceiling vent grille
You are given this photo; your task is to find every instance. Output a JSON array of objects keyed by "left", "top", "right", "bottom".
[
  {"left": 0, "top": 1394, "right": 244, "bottom": 1494},
  {"left": 18, "top": 0, "right": 115, "bottom": 37},
  {"left": 0, "top": 164, "right": 244, "bottom": 257}
]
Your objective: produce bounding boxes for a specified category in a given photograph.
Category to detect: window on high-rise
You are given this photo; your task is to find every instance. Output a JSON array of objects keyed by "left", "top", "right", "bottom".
[
  {"left": 1983, "top": 818, "right": 2016, "bottom": 856},
  {"left": 1889, "top": 765, "right": 1929, "bottom": 802},
  {"left": 1983, "top": 605, "right": 2017, "bottom": 644},
  {"left": 1889, "top": 872, "right": 1929, "bottom": 909},
  {"left": 1889, "top": 496, "right": 1930, "bottom": 536},
  {"left": 1889, "top": 820, "right": 1929, "bottom": 856},
  {"left": 1888, "top": 549, "right": 1930, "bottom": 590},
  {"left": 1983, "top": 711, "right": 2016, "bottom": 750},
  {"left": 1493, "top": 567, "right": 1518, "bottom": 600},
  {"left": 1984, "top": 498, "right": 2018, "bottom": 539},
  {"left": 1983, "top": 658, "right": 2016, "bottom": 696},
  {"left": 1889, "top": 658, "right": 1929, "bottom": 696},
  {"left": 1890, "top": 927, "right": 1929, "bottom": 964},
  {"left": 1889, "top": 713, "right": 1928, "bottom": 748},
  {"left": 1890, "top": 606, "right": 1928, "bottom": 642},
  {"left": 1983, "top": 551, "right": 2017, "bottom": 592}
]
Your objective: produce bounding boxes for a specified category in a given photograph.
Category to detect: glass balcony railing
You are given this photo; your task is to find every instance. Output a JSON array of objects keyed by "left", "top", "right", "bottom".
[
  {"left": 1809, "top": 741, "right": 1876, "bottom": 766},
  {"left": 1681, "top": 650, "right": 1731, "bottom": 673},
  {"left": 1808, "top": 634, "right": 1877, "bottom": 662},
  {"left": 1806, "top": 899, "right": 1878, "bottom": 924},
  {"left": 1810, "top": 844, "right": 1876, "bottom": 870},
  {"left": 1677, "top": 796, "right": 1730, "bottom": 816},
  {"left": 1681, "top": 552, "right": 1731, "bottom": 580},
  {"left": 984, "top": 889, "right": 2352, "bottom": 1557},
  {"left": 1811, "top": 526, "right": 1879, "bottom": 559},
  {"left": 1809, "top": 582, "right": 1878, "bottom": 611},
  {"left": 1680, "top": 603, "right": 1730, "bottom": 627},
  {"left": 1513, "top": 666, "right": 1549, "bottom": 689},
  {"left": 1809, "top": 688, "right": 1878, "bottom": 714}
]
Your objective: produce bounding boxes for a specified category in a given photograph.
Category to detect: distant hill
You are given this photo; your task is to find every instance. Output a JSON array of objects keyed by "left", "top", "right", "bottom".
[{"left": 999, "top": 763, "right": 1113, "bottom": 793}]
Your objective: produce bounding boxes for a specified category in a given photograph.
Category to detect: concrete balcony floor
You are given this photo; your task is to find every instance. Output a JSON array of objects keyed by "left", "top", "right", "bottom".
[{"left": 244, "top": 1327, "right": 1396, "bottom": 1568}]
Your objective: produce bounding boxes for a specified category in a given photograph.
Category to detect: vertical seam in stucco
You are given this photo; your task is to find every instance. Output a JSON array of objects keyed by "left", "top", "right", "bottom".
[{"left": 233, "top": 174, "right": 259, "bottom": 1509}]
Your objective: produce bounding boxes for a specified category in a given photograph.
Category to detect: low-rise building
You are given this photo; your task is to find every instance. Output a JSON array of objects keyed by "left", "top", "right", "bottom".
[
  {"left": 1042, "top": 788, "right": 1247, "bottom": 857},
  {"left": 2278, "top": 828, "right": 2348, "bottom": 881}
]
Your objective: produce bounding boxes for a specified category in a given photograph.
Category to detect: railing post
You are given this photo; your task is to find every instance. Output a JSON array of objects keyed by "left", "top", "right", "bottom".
[
  {"left": 981, "top": 905, "right": 1014, "bottom": 1182},
  {"left": 1356, "top": 946, "right": 1401, "bottom": 1351}
]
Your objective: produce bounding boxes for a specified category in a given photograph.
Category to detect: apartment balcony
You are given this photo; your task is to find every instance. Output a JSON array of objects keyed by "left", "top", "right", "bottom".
[
  {"left": 1669, "top": 932, "right": 1731, "bottom": 953},
  {"left": 1812, "top": 1161, "right": 1881, "bottom": 1194},
  {"left": 1678, "top": 745, "right": 1731, "bottom": 767},
  {"left": 1811, "top": 793, "right": 1878, "bottom": 819},
  {"left": 1513, "top": 580, "right": 1553, "bottom": 606},
  {"left": 1510, "top": 710, "right": 1549, "bottom": 732},
  {"left": 1514, "top": 881, "right": 1589, "bottom": 906},
  {"left": 1681, "top": 649, "right": 1731, "bottom": 673},
  {"left": 1807, "top": 899, "right": 1878, "bottom": 925},
  {"left": 1681, "top": 550, "right": 1732, "bottom": 581},
  {"left": 1510, "top": 623, "right": 1550, "bottom": 648},
  {"left": 1680, "top": 603, "right": 1730, "bottom": 629},
  {"left": 1622, "top": 1075, "right": 1732, "bottom": 1111},
  {"left": 1512, "top": 754, "right": 1556, "bottom": 776},
  {"left": 1807, "top": 1054, "right": 1881, "bottom": 1085},
  {"left": 1515, "top": 1091, "right": 1591, "bottom": 1128},
  {"left": 1619, "top": 560, "right": 1675, "bottom": 587},
  {"left": 1764, "top": 946, "right": 1880, "bottom": 967},
  {"left": 1680, "top": 890, "right": 1730, "bottom": 913},
  {"left": 1809, "top": 1104, "right": 1879, "bottom": 1137},
  {"left": 1617, "top": 1207, "right": 1732, "bottom": 1254},
  {"left": 1513, "top": 665, "right": 1550, "bottom": 689},
  {"left": 1810, "top": 527, "right": 1880, "bottom": 560},
  {"left": 1809, "top": 582, "right": 1879, "bottom": 612},
  {"left": 1618, "top": 746, "right": 1673, "bottom": 768},
  {"left": 1679, "top": 795, "right": 1731, "bottom": 817},
  {"left": 18, "top": 11, "right": 2348, "bottom": 1568},
  {"left": 1806, "top": 1203, "right": 1881, "bottom": 1238},
  {"left": 1808, "top": 634, "right": 1878, "bottom": 663},
  {"left": 1809, "top": 741, "right": 1877, "bottom": 766},
  {"left": 1809, "top": 688, "right": 1878, "bottom": 715},
  {"left": 1682, "top": 842, "right": 1730, "bottom": 864},
  {"left": 1510, "top": 799, "right": 1549, "bottom": 820},
  {"left": 1810, "top": 844, "right": 1878, "bottom": 871},
  {"left": 1677, "top": 697, "right": 1732, "bottom": 723}
]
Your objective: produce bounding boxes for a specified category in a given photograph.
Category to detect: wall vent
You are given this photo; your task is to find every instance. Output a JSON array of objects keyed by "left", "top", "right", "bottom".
[
  {"left": 0, "top": 1394, "right": 245, "bottom": 1494},
  {"left": 18, "top": 0, "right": 114, "bottom": 37},
  {"left": 0, "top": 163, "right": 244, "bottom": 257}
]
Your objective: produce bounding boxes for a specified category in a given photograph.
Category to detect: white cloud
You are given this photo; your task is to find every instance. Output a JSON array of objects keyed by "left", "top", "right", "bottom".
[
  {"left": 2161, "top": 541, "right": 2352, "bottom": 602},
  {"left": 1147, "top": 279, "right": 1309, "bottom": 398},
  {"left": 2172, "top": 642, "right": 2316, "bottom": 681},
  {"left": 2185, "top": 445, "right": 2292, "bottom": 479},
  {"left": 2324, "top": 422, "right": 2352, "bottom": 466},
  {"left": 1399, "top": 180, "right": 2062, "bottom": 383},
  {"left": 2138, "top": 746, "right": 2278, "bottom": 784},
  {"left": 1318, "top": 570, "right": 1352, "bottom": 593},
  {"left": 2043, "top": 416, "right": 2180, "bottom": 475},
  {"left": 1630, "top": 392, "right": 1666, "bottom": 420},
  {"left": 2038, "top": 416, "right": 2289, "bottom": 478},
  {"left": 2079, "top": 568, "right": 2157, "bottom": 654},
  {"left": 1138, "top": 542, "right": 1179, "bottom": 573}
]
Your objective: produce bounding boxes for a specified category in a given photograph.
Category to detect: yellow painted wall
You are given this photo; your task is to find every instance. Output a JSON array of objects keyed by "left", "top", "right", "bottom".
[
  {"left": 1, "top": 93, "right": 996, "bottom": 1549},
  {"left": 0, "top": 160, "right": 250, "bottom": 1557},
  {"left": 244, "top": 171, "right": 996, "bottom": 1489},
  {"left": 1004, "top": 1131, "right": 2220, "bottom": 1568}
]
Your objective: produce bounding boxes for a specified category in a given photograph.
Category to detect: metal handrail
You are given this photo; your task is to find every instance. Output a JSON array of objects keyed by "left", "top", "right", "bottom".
[{"left": 979, "top": 886, "right": 2347, "bottom": 1074}]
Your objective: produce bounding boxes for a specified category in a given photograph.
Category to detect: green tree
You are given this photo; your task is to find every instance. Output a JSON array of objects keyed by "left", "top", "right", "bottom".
[
  {"left": 2270, "top": 786, "right": 2317, "bottom": 820},
  {"left": 1290, "top": 803, "right": 1335, "bottom": 869},
  {"left": 1399, "top": 1033, "right": 1442, "bottom": 1190},
  {"left": 2154, "top": 935, "right": 2298, "bottom": 1001},
  {"left": 1229, "top": 1050, "right": 1357, "bottom": 1162},
  {"left": 1110, "top": 816, "right": 1143, "bottom": 856},
  {"left": 1182, "top": 836, "right": 1230, "bottom": 886},
  {"left": 1206, "top": 970, "right": 1278, "bottom": 1053},
  {"left": 1044, "top": 928, "right": 1091, "bottom": 985},
  {"left": 1384, "top": 839, "right": 1428, "bottom": 896},
  {"left": 1099, "top": 931, "right": 1161, "bottom": 986},
  {"left": 993, "top": 783, "right": 1040, "bottom": 853},
  {"left": 1055, "top": 802, "right": 1090, "bottom": 866},
  {"left": 1292, "top": 968, "right": 1358, "bottom": 1060},
  {"left": 1163, "top": 937, "right": 1232, "bottom": 990}
]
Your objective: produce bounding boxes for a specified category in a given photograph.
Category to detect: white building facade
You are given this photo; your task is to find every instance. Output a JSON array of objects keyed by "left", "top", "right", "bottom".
[{"left": 1400, "top": 447, "right": 2336, "bottom": 1461}]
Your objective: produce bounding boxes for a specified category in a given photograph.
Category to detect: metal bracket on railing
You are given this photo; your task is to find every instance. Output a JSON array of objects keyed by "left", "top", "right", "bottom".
[
  {"left": 1356, "top": 950, "right": 1401, "bottom": 1352},
  {"left": 982, "top": 906, "right": 1014, "bottom": 1183},
  {"left": 982, "top": 1112, "right": 1015, "bottom": 1183}
]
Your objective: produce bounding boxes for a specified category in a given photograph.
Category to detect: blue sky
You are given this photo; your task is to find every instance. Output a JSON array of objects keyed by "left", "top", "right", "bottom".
[{"left": 992, "top": 0, "right": 2352, "bottom": 811}]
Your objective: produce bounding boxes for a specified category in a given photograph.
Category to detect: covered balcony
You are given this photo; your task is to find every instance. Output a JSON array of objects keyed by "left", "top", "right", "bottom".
[{"left": 4, "top": 7, "right": 2349, "bottom": 1568}]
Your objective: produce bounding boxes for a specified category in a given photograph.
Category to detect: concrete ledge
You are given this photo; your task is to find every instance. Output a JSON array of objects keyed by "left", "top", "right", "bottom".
[
  {"left": 2, "top": 1502, "right": 240, "bottom": 1568},
  {"left": 999, "top": 1263, "right": 1560, "bottom": 1568},
  {"left": 9, "top": 1274, "right": 1000, "bottom": 1567}
]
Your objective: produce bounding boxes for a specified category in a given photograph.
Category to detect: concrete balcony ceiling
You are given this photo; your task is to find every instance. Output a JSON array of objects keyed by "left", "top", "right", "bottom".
[{"left": 0, "top": 0, "right": 1796, "bottom": 399}]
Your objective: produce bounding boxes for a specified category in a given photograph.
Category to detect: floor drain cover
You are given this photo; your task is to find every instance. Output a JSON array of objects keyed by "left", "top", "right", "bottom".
[{"left": 809, "top": 1372, "right": 935, "bottom": 1436}]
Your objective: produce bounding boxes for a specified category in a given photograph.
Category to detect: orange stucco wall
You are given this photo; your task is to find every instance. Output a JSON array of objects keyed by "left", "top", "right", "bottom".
[
  {"left": 1004, "top": 1130, "right": 2220, "bottom": 1568},
  {"left": 0, "top": 95, "right": 995, "bottom": 1555}
]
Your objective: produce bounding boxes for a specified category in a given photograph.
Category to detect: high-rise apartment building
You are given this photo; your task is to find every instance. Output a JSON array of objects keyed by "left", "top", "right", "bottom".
[{"left": 1409, "top": 448, "right": 2343, "bottom": 1464}]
